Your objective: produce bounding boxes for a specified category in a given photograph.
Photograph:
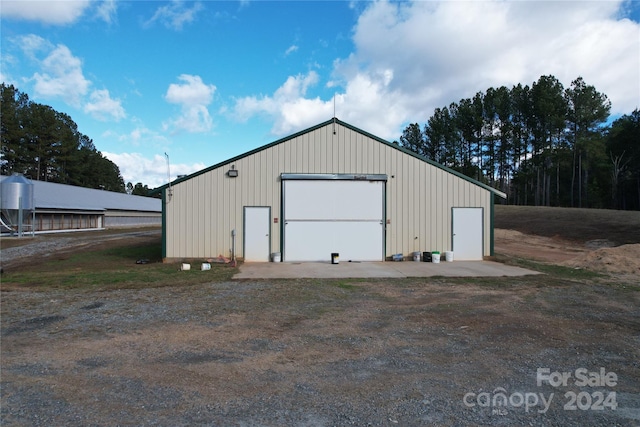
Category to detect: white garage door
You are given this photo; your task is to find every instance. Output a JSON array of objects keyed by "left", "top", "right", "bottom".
[
  {"left": 283, "top": 178, "right": 384, "bottom": 262},
  {"left": 452, "top": 207, "right": 484, "bottom": 260}
]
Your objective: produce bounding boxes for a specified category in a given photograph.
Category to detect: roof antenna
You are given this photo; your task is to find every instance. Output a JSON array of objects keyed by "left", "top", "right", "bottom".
[
  {"left": 333, "top": 94, "right": 336, "bottom": 134},
  {"left": 164, "top": 152, "right": 173, "bottom": 202}
]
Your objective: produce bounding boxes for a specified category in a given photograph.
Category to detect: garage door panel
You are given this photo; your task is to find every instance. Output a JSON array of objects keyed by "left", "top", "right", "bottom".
[
  {"left": 285, "top": 221, "right": 383, "bottom": 262},
  {"left": 283, "top": 178, "right": 384, "bottom": 261},
  {"left": 284, "top": 180, "right": 382, "bottom": 220}
]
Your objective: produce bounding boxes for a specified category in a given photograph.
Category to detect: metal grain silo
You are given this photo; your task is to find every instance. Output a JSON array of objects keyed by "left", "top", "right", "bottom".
[{"left": 0, "top": 173, "right": 35, "bottom": 236}]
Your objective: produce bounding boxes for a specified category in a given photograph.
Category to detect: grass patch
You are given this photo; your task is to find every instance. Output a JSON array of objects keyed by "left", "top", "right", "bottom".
[
  {"left": 1, "top": 242, "right": 238, "bottom": 290},
  {"left": 102, "top": 243, "right": 163, "bottom": 262},
  {"left": 494, "top": 205, "right": 640, "bottom": 244},
  {"left": 603, "top": 281, "right": 640, "bottom": 293},
  {"left": 330, "top": 280, "right": 362, "bottom": 290},
  {"left": 335, "top": 282, "right": 358, "bottom": 290},
  {"left": 494, "top": 254, "right": 603, "bottom": 281},
  {"left": 447, "top": 276, "right": 516, "bottom": 287},
  {"left": 55, "top": 243, "right": 163, "bottom": 270}
]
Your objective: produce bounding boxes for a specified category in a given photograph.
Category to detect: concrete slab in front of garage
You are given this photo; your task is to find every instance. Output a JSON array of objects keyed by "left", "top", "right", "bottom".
[{"left": 233, "top": 260, "right": 540, "bottom": 279}]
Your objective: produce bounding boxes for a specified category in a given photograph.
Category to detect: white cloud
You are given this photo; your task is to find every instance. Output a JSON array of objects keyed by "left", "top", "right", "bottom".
[
  {"left": 0, "top": 0, "right": 90, "bottom": 25},
  {"left": 165, "top": 74, "right": 214, "bottom": 105},
  {"left": 231, "top": 0, "right": 639, "bottom": 141},
  {"left": 230, "top": 69, "right": 404, "bottom": 139},
  {"left": 32, "top": 44, "right": 91, "bottom": 107},
  {"left": 96, "top": 0, "right": 118, "bottom": 24},
  {"left": 16, "top": 36, "right": 127, "bottom": 121},
  {"left": 84, "top": 89, "right": 126, "bottom": 121},
  {"left": 145, "top": 0, "right": 203, "bottom": 31},
  {"left": 334, "top": 70, "right": 408, "bottom": 140},
  {"left": 231, "top": 71, "right": 331, "bottom": 135},
  {"left": 15, "top": 34, "right": 52, "bottom": 59},
  {"left": 285, "top": 45, "right": 299, "bottom": 56},
  {"left": 164, "top": 74, "right": 216, "bottom": 133},
  {"left": 108, "top": 123, "right": 169, "bottom": 147},
  {"left": 121, "top": 128, "right": 144, "bottom": 146},
  {"left": 103, "top": 152, "right": 205, "bottom": 188},
  {"left": 276, "top": 72, "right": 319, "bottom": 100},
  {"left": 341, "top": 0, "right": 639, "bottom": 124}
]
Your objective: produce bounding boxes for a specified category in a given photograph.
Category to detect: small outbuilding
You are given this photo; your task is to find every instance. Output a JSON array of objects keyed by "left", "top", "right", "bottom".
[{"left": 153, "top": 118, "right": 506, "bottom": 263}]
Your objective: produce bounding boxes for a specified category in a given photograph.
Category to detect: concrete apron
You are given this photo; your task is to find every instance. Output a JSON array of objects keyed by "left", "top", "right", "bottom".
[{"left": 233, "top": 260, "right": 540, "bottom": 279}]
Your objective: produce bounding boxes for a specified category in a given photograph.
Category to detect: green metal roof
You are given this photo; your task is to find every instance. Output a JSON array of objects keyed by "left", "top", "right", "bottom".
[{"left": 150, "top": 118, "right": 507, "bottom": 199}]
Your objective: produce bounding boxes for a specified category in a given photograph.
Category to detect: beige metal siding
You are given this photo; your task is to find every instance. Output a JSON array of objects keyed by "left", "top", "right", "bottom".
[{"left": 164, "top": 121, "right": 493, "bottom": 260}]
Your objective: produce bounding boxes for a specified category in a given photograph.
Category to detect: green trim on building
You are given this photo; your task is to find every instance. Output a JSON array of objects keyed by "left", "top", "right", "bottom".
[
  {"left": 490, "top": 196, "right": 495, "bottom": 256},
  {"left": 279, "top": 178, "right": 285, "bottom": 259},
  {"left": 161, "top": 190, "right": 167, "bottom": 259}
]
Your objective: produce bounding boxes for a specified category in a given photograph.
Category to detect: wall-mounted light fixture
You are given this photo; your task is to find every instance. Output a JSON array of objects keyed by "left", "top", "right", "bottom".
[{"left": 227, "top": 165, "right": 238, "bottom": 177}]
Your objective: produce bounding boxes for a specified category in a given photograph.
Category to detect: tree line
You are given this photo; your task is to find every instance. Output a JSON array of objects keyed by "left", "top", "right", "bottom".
[
  {"left": 1, "top": 84, "right": 153, "bottom": 196},
  {"left": 395, "top": 75, "right": 639, "bottom": 210}
]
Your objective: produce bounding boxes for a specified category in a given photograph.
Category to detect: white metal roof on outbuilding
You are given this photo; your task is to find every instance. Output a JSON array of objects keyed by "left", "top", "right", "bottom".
[{"left": 0, "top": 176, "right": 161, "bottom": 213}]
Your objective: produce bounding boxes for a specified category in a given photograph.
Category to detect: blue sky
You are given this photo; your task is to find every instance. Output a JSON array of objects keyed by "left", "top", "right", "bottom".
[{"left": 2, "top": 0, "right": 639, "bottom": 188}]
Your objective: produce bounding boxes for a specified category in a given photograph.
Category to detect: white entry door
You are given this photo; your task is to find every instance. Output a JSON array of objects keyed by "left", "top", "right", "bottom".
[
  {"left": 244, "top": 206, "right": 271, "bottom": 262},
  {"left": 452, "top": 207, "right": 484, "bottom": 260}
]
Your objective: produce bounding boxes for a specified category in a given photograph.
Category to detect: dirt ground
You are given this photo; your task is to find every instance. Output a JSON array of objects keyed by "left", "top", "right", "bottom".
[
  {"left": 494, "top": 228, "right": 640, "bottom": 284},
  {"left": 2, "top": 223, "right": 640, "bottom": 426}
]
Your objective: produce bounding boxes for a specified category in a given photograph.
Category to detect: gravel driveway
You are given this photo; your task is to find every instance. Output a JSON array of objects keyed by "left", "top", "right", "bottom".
[{"left": 2, "top": 274, "right": 639, "bottom": 426}]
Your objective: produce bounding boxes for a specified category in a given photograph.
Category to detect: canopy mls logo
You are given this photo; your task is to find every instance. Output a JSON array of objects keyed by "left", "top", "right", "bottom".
[
  {"left": 463, "top": 367, "right": 618, "bottom": 416},
  {"left": 463, "top": 388, "right": 553, "bottom": 415}
]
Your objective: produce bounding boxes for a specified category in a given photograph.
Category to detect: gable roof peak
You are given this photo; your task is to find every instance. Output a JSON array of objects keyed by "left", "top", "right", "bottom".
[{"left": 150, "top": 118, "right": 506, "bottom": 199}]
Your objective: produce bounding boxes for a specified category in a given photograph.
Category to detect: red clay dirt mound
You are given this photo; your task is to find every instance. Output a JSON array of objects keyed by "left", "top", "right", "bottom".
[
  {"left": 494, "top": 206, "right": 640, "bottom": 278},
  {"left": 562, "top": 243, "right": 640, "bottom": 275},
  {"left": 494, "top": 228, "right": 640, "bottom": 276}
]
